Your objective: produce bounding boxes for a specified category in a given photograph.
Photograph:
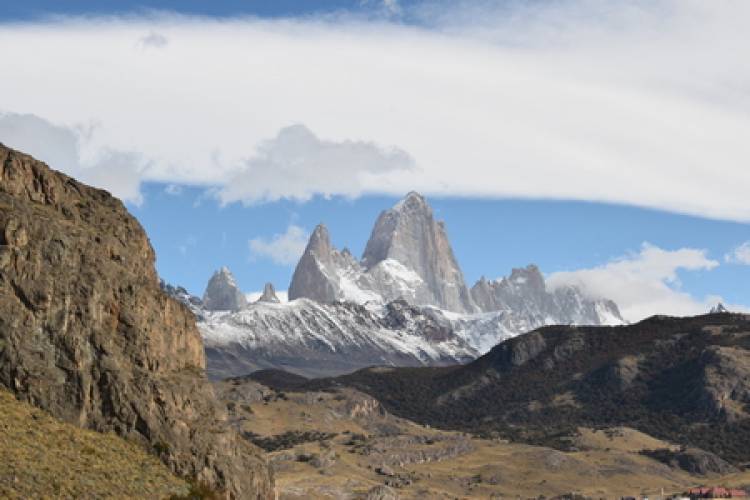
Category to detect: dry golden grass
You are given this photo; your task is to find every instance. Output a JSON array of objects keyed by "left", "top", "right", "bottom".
[
  {"left": 236, "top": 387, "right": 750, "bottom": 499},
  {"left": 0, "top": 388, "right": 189, "bottom": 499}
]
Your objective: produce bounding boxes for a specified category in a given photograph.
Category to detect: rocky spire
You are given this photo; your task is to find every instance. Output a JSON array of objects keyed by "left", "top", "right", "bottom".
[
  {"left": 202, "top": 267, "right": 247, "bottom": 311},
  {"left": 288, "top": 224, "right": 342, "bottom": 303},
  {"left": 361, "top": 192, "right": 476, "bottom": 313},
  {"left": 256, "top": 282, "right": 281, "bottom": 303}
]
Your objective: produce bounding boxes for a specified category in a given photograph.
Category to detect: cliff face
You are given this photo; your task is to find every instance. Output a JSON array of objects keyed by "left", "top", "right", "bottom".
[{"left": 0, "top": 144, "right": 273, "bottom": 498}]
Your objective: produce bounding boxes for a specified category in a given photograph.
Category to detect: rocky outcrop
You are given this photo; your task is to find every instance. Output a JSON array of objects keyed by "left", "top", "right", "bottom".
[
  {"left": 697, "top": 346, "right": 750, "bottom": 421},
  {"left": 203, "top": 267, "right": 247, "bottom": 311},
  {"left": 643, "top": 447, "right": 739, "bottom": 476},
  {"left": 470, "top": 265, "right": 623, "bottom": 324},
  {"left": 0, "top": 144, "right": 273, "bottom": 498},
  {"left": 365, "top": 485, "right": 399, "bottom": 500},
  {"left": 256, "top": 282, "right": 280, "bottom": 303}
]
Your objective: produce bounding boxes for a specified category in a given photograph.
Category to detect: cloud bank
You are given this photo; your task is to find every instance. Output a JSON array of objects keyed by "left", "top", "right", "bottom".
[
  {"left": 547, "top": 243, "right": 733, "bottom": 322},
  {"left": 0, "top": 1, "right": 749, "bottom": 219},
  {"left": 0, "top": 113, "right": 145, "bottom": 204},
  {"left": 220, "top": 124, "right": 415, "bottom": 204}
]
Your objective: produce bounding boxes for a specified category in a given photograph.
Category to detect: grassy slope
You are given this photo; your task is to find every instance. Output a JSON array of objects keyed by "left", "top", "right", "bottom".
[
  {"left": 232, "top": 386, "right": 750, "bottom": 499},
  {"left": 0, "top": 388, "right": 189, "bottom": 499}
]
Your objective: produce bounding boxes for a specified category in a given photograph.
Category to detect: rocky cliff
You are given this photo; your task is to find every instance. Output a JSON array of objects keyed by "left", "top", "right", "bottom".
[{"left": 0, "top": 144, "right": 273, "bottom": 498}]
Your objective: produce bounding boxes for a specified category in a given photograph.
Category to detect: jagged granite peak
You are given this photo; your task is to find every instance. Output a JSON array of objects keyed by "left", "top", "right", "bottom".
[
  {"left": 288, "top": 223, "right": 351, "bottom": 303},
  {"left": 257, "top": 282, "right": 280, "bottom": 303},
  {"left": 203, "top": 266, "right": 247, "bottom": 311},
  {"left": 289, "top": 195, "right": 475, "bottom": 312},
  {"left": 307, "top": 223, "right": 331, "bottom": 253},
  {"left": 470, "top": 264, "right": 624, "bottom": 327},
  {"left": 710, "top": 303, "right": 730, "bottom": 314},
  {"left": 362, "top": 192, "right": 475, "bottom": 313},
  {"left": 0, "top": 144, "right": 273, "bottom": 498}
]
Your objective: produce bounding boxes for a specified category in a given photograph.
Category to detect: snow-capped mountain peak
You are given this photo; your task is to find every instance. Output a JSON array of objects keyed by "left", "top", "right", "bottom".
[{"left": 289, "top": 192, "right": 475, "bottom": 313}]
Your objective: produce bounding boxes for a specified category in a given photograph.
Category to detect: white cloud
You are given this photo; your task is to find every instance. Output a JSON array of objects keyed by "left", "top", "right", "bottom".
[
  {"left": 0, "top": 112, "right": 145, "bottom": 204},
  {"left": 548, "top": 243, "right": 724, "bottom": 321},
  {"left": 219, "top": 124, "right": 415, "bottom": 204},
  {"left": 137, "top": 31, "right": 168, "bottom": 49},
  {"left": 249, "top": 224, "right": 309, "bottom": 266},
  {"left": 725, "top": 241, "right": 750, "bottom": 265},
  {"left": 383, "top": 0, "right": 401, "bottom": 15},
  {"left": 164, "top": 183, "right": 183, "bottom": 196},
  {"left": 1, "top": 2, "right": 749, "bottom": 219}
]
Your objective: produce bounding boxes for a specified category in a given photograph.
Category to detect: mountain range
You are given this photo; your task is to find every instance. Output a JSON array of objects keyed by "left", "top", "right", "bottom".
[{"left": 167, "top": 192, "right": 625, "bottom": 378}]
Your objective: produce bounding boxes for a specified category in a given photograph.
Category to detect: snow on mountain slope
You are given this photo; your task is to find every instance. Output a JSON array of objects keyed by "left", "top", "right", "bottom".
[
  {"left": 200, "top": 298, "right": 479, "bottom": 379},
  {"left": 163, "top": 275, "right": 623, "bottom": 378}
]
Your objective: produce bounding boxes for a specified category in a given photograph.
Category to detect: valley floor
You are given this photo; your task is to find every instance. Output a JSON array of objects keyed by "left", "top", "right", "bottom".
[{"left": 214, "top": 378, "right": 750, "bottom": 499}]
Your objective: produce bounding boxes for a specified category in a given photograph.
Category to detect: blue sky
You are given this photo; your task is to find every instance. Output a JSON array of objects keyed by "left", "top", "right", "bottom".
[
  {"left": 0, "top": 1, "right": 406, "bottom": 20},
  {"left": 0, "top": 0, "right": 748, "bottom": 320}
]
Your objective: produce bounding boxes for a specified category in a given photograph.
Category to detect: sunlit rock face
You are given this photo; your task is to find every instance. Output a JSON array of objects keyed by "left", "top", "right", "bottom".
[{"left": 0, "top": 143, "right": 274, "bottom": 499}]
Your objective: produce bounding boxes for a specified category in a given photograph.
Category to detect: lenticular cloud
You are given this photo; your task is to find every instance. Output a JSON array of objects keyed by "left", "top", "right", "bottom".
[{"left": 0, "top": 1, "right": 749, "bottom": 220}]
